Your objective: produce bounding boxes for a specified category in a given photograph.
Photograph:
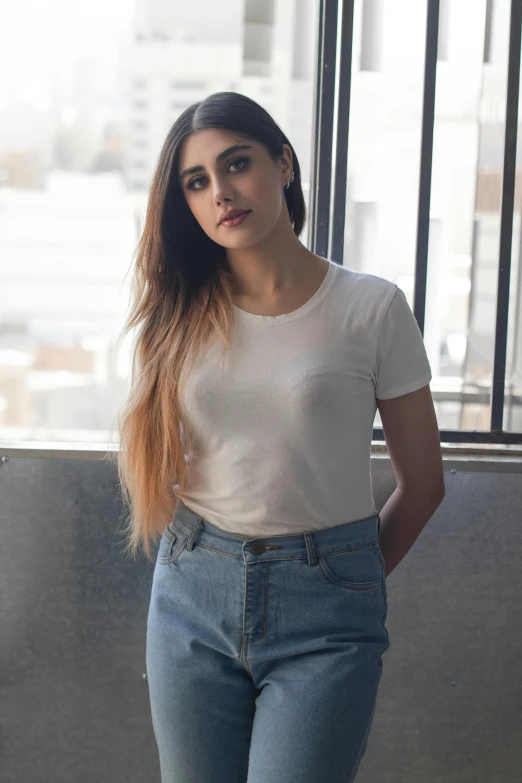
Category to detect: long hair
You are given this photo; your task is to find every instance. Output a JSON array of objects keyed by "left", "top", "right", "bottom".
[{"left": 108, "top": 91, "right": 307, "bottom": 561}]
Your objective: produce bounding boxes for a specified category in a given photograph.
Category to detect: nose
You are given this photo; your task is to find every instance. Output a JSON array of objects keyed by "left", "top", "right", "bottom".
[
  {"left": 214, "top": 190, "right": 233, "bottom": 206},
  {"left": 212, "top": 176, "right": 234, "bottom": 206}
]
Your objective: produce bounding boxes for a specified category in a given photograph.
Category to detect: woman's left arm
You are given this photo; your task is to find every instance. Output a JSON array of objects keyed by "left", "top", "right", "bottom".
[{"left": 376, "top": 384, "right": 446, "bottom": 578}]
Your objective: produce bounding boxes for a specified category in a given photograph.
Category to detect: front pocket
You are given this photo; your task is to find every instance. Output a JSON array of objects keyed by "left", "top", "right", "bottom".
[
  {"left": 318, "top": 541, "right": 383, "bottom": 590},
  {"left": 157, "top": 525, "right": 188, "bottom": 565}
]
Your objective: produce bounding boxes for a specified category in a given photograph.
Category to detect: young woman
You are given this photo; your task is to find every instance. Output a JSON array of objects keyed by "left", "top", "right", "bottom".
[{"left": 114, "top": 91, "right": 445, "bottom": 782}]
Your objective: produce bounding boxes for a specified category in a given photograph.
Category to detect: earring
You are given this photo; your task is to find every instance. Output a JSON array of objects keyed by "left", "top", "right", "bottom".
[{"left": 284, "top": 171, "right": 295, "bottom": 189}]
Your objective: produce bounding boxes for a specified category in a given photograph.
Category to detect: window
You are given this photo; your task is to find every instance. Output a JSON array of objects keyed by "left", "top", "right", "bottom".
[{"left": 309, "top": 0, "right": 522, "bottom": 445}]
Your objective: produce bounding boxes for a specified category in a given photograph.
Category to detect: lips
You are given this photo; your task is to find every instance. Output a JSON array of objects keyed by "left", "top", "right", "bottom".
[{"left": 219, "top": 209, "right": 250, "bottom": 224}]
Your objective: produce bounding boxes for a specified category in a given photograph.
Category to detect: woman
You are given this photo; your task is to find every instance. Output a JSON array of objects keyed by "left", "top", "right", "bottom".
[{"left": 113, "top": 91, "right": 445, "bottom": 782}]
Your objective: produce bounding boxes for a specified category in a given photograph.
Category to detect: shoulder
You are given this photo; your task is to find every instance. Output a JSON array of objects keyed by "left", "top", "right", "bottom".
[{"left": 332, "top": 263, "right": 399, "bottom": 327}]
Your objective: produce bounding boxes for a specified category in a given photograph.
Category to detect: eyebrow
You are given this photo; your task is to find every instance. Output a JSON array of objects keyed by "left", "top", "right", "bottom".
[{"left": 179, "top": 144, "right": 254, "bottom": 181}]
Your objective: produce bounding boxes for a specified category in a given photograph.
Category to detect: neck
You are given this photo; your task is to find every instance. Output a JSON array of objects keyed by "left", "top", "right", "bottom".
[{"left": 227, "top": 245, "right": 324, "bottom": 300}]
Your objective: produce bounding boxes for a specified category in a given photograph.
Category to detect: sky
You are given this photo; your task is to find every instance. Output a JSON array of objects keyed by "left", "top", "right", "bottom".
[{"left": 0, "top": 0, "right": 135, "bottom": 110}]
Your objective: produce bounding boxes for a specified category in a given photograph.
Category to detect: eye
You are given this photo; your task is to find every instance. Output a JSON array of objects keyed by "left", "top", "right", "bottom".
[{"left": 186, "top": 156, "right": 251, "bottom": 192}]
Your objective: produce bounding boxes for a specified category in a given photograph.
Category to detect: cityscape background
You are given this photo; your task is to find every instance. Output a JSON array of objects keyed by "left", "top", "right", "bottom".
[{"left": 0, "top": 0, "right": 521, "bottom": 445}]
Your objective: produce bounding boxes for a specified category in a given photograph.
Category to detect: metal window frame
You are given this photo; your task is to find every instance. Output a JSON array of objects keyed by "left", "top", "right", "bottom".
[{"left": 308, "top": 0, "right": 522, "bottom": 445}]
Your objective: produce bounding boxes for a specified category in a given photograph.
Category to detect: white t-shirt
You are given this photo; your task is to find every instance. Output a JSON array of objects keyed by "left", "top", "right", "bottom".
[{"left": 175, "top": 259, "right": 432, "bottom": 536}]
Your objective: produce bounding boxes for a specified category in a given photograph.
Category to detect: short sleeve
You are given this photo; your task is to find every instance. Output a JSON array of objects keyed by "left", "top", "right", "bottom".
[{"left": 374, "top": 286, "right": 432, "bottom": 400}]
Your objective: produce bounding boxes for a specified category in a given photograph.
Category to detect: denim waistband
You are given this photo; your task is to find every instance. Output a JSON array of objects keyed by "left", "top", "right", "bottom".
[{"left": 168, "top": 499, "right": 381, "bottom": 566}]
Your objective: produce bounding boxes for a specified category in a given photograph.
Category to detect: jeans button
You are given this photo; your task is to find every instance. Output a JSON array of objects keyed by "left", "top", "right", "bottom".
[{"left": 250, "top": 541, "right": 266, "bottom": 555}]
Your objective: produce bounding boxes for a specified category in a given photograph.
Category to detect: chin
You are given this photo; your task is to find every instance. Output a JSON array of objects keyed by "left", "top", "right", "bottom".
[{"left": 214, "top": 231, "right": 259, "bottom": 248}]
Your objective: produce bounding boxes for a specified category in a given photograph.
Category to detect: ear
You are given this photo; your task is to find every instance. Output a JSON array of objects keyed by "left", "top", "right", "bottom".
[{"left": 281, "top": 144, "right": 294, "bottom": 181}]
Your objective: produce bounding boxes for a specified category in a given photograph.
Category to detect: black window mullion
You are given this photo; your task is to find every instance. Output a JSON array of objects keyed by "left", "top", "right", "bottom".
[
  {"left": 413, "top": 0, "right": 440, "bottom": 337},
  {"left": 309, "top": 0, "right": 339, "bottom": 259},
  {"left": 330, "top": 0, "right": 355, "bottom": 266},
  {"left": 308, "top": 0, "right": 325, "bottom": 253},
  {"left": 490, "top": 0, "right": 522, "bottom": 433}
]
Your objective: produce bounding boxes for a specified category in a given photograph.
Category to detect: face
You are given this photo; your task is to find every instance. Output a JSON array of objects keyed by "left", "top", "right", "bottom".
[{"left": 177, "top": 128, "right": 293, "bottom": 249}]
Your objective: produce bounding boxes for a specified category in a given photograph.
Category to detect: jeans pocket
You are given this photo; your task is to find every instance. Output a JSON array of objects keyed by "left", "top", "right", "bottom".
[
  {"left": 157, "top": 524, "right": 188, "bottom": 565},
  {"left": 318, "top": 542, "right": 383, "bottom": 590},
  {"left": 373, "top": 541, "right": 386, "bottom": 570}
]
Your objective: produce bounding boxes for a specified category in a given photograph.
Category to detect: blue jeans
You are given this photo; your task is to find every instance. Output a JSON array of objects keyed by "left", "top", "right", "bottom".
[{"left": 146, "top": 498, "right": 390, "bottom": 783}]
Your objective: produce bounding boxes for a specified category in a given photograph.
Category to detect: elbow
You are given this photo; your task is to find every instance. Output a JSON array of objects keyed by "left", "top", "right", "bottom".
[
  {"left": 399, "top": 479, "right": 446, "bottom": 505},
  {"left": 431, "top": 480, "right": 446, "bottom": 506}
]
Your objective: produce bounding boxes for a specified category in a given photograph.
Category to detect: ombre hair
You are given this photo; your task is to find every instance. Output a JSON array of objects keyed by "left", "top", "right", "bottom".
[{"left": 108, "top": 91, "right": 307, "bottom": 561}]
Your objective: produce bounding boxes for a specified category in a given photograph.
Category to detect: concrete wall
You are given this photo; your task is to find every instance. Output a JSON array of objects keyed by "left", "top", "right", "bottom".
[{"left": 0, "top": 451, "right": 521, "bottom": 782}]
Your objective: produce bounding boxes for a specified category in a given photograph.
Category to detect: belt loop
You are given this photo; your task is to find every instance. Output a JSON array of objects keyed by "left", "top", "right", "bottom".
[
  {"left": 186, "top": 514, "right": 203, "bottom": 551},
  {"left": 304, "top": 532, "right": 317, "bottom": 566},
  {"left": 377, "top": 513, "right": 381, "bottom": 538}
]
